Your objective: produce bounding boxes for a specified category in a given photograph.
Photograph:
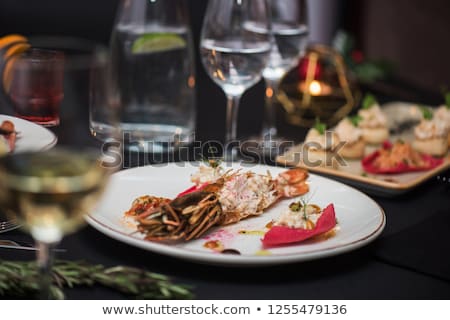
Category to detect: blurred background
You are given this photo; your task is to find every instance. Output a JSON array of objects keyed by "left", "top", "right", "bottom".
[{"left": 1, "top": 0, "right": 449, "bottom": 139}]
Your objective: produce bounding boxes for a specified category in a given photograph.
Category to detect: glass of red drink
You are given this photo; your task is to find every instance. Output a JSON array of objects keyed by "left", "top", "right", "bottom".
[{"left": 9, "top": 48, "right": 64, "bottom": 126}]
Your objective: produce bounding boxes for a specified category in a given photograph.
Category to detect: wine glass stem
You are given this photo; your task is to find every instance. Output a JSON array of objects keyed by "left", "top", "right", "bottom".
[
  {"left": 37, "top": 241, "right": 57, "bottom": 299},
  {"left": 225, "top": 94, "right": 241, "bottom": 153},
  {"left": 262, "top": 77, "right": 280, "bottom": 140}
]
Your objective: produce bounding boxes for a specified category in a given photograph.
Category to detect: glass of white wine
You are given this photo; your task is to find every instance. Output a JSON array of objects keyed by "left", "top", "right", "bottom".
[
  {"left": 0, "top": 148, "right": 111, "bottom": 298},
  {"left": 0, "top": 39, "right": 117, "bottom": 299}
]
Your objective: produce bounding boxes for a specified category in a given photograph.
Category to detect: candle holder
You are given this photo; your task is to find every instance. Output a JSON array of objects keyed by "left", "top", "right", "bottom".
[{"left": 278, "top": 44, "right": 361, "bottom": 128}]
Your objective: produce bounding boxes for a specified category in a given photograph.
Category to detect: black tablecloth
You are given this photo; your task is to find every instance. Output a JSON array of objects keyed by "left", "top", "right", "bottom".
[{"left": 1, "top": 79, "right": 450, "bottom": 299}]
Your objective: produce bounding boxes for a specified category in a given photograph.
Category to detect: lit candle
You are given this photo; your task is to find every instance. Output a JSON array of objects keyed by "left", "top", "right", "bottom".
[
  {"left": 309, "top": 80, "right": 322, "bottom": 95},
  {"left": 299, "top": 80, "right": 332, "bottom": 96}
]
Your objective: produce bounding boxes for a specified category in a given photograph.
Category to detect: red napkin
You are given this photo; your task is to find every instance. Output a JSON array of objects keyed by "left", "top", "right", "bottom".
[
  {"left": 362, "top": 141, "right": 443, "bottom": 174},
  {"left": 262, "top": 204, "right": 337, "bottom": 247}
]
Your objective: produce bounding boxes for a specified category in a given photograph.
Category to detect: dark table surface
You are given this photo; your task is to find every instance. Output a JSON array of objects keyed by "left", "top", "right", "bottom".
[{"left": 1, "top": 77, "right": 450, "bottom": 300}]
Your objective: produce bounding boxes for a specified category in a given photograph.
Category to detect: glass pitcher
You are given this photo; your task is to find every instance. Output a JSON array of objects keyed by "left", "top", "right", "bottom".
[{"left": 92, "top": 0, "right": 196, "bottom": 152}]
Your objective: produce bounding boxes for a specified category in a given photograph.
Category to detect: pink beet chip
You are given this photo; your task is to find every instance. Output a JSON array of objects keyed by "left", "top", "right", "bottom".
[{"left": 262, "top": 204, "right": 337, "bottom": 247}]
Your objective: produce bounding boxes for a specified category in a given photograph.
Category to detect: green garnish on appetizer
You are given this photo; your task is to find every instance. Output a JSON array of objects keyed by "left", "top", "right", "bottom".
[
  {"left": 362, "top": 93, "right": 378, "bottom": 110},
  {"left": 444, "top": 92, "right": 450, "bottom": 109},
  {"left": 349, "top": 115, "right": 363, "bottom": 127},
  {"left": 420, "top": 106, "right": 433, "bottom": 120},
  {"left": 314, "top": 118, "right": 327, "bottom": 135},
  {"left": 289, "top": 201, "right": 302, "bottom": 212}
]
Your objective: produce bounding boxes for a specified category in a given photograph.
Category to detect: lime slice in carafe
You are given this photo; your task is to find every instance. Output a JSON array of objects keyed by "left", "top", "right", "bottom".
[{"left": 131, "top": 33, "right": 186, "bottom": 54}]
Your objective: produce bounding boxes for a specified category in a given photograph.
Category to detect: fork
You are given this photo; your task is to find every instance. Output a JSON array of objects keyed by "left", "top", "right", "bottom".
[
  {"left": 0, "top": 220, "right": 20, "bottom": 234},
  {"left": 0, "top": 239, "right": 66, "bottom": 252}
]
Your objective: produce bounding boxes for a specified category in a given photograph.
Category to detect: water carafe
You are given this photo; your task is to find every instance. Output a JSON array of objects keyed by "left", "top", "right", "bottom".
[{"left": 106, "top": 0, "right": 196, "bottom": 152}]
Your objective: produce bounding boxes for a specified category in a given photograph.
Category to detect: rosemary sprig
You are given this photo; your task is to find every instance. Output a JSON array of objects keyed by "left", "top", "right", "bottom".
[{"left": 0, "top": 260, "right": 194, "bottom": 300}]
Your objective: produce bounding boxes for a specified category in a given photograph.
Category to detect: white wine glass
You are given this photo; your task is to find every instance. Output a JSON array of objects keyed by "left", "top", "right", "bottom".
[
  {"left": 0, "top": 44, "right": 116, "bottom": 299},
  {"left": 260, "top": 0, "right": 308, "bottom": 153},
  {"left": 0, "top": 149, "right": 111, "bottom": 298},
  {"left": 200, "top": 0, "right": 271, "bottom": 160}
]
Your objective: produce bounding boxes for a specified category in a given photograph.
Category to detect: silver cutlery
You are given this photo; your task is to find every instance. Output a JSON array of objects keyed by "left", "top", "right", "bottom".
[{"left": 0, "top": 220, "right": 20, "bottom": 234}]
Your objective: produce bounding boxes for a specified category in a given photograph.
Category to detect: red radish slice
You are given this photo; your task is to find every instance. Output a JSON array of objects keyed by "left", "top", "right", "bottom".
[{"left": 262, "top": 204, "right": 337, "bottom": 247}]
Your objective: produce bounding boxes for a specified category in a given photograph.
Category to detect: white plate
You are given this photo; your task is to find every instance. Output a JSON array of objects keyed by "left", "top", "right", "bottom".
[
  {"left": 87, "top": 163, "right": 386, "bottom": 266},
  {"left": 0, "top": 115, "right": 57, "bottom": 152}
]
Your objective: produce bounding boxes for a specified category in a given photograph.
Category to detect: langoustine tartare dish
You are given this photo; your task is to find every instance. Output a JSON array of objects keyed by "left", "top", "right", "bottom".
[{"left": 125, "top": 163, "right": 310, "bottom": 242}]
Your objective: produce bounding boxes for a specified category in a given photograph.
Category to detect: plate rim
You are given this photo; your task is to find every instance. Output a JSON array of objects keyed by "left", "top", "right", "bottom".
[{"left": 86, "top": 162, "right": 386, "bottom": 266}]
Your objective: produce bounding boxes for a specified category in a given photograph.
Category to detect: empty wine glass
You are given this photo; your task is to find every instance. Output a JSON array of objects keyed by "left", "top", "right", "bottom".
[
  {"left": 200, "top": 0, "right": 271, "bottom": 160},
  {"left": 260, "top": 0, "right": 308, "bottom": 153}
]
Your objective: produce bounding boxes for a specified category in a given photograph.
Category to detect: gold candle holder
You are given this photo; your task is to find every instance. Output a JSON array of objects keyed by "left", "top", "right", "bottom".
[{"left": 278, "top": 45, "right": 361, "bottom": 128}]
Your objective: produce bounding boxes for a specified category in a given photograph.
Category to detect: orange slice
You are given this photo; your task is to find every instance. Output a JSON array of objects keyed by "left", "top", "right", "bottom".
[
  {"left": 4, "top": 42, "right": 30, "bottom": 60},
  {"left": 0, "top": 34, "right": 27, "bottom": 51},
  {"left": 0, "top": 35, "right": 30, "bottom": 93}
]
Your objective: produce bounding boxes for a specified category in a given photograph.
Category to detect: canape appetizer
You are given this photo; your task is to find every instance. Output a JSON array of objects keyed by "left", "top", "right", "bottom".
[
  {"left": 413, "top": 107, "right": 448, "bottom": 157},
  {"left": 434, "top": 94, "right": 450, "bottom": 147},
  {"left": 304, "top": 119, "right": 340, "bottom": 168},
  {"left": 334, "top": 116, "right": 366, "bottom": 159},
  {"left": 362, "top": 140, "right": 443, "bottom": 174},
  {"left": 358, "top": 94, "right": 389, "bottom": 144}
]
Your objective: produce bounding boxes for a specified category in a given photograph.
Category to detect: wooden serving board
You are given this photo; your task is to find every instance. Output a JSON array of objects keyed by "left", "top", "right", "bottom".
[{"left": 277, "top": 138, "right": 450, "bottom": 197}]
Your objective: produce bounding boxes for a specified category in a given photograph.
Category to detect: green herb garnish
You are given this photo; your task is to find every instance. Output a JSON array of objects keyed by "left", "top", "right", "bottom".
[
  {"left": 289, "top": 201, "right": 302, "bottom": 212},
  {"left": 200, "top": 147, "right": 223, "bottom": 169},
  {"left": 289, "top": 197, "right": 311, "bottom": 221},
  {"left": 362, "top": 93, "right": 378, "bottom": 110},
  {"left": 0, "top": 260, "right": 193, "bottom": 300},
  {"left": 445, "top": 92, "right": 450, "bottom": 109},
  {"left": 206, "top": 159, "right": 222, "bottom": 169},
  {"left": 420, "top": 106, "right": 433, "bottom": 120},
  {"left": 349, "top": 115, "right": 363, "bottom": 127},
  {"left": 314, "top": 118, "right": 327, "bottom": 135}
]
